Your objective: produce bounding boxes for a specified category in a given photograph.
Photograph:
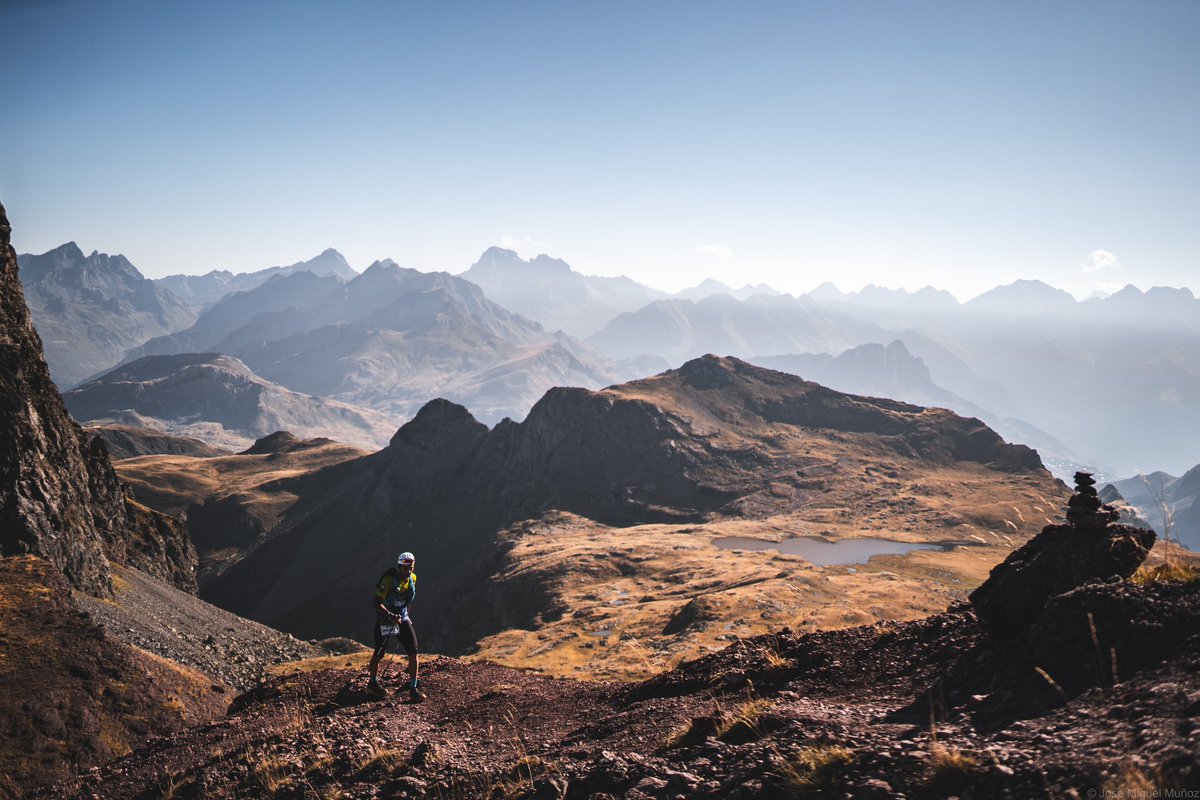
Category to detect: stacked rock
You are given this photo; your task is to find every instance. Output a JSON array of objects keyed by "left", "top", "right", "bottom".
[{"left": 1066, "top": 471, "right": 1120, "bottom": 529}]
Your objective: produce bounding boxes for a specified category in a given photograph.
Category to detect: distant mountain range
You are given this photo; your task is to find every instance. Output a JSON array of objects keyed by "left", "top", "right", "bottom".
[
  {"left": 585, "top": 293, "right": 885, "bottom": 363},
  {"left": 155, "top": 248, "right": 358, "bottom": 306},
  {"left": 20, "top": 238, "right": 1199, "bottom": 475},
  {"left": 579, "top": 279, "right": 1200, "bottom": 476},
  {"left": 458, "top": 247, "right": 782, "bottom": 338},
  {"left": 125, "top": 259, "right": 617, "bottom": 424},
  {"left": 750, "top": 340, "right": 1089, "bottom": 480},
  {"left": 63, "top": 353, "right": 396, "bottom": 452},
  {"left": 459, "top": 247, "right": 667, "bottom": 338},
  {"left": 17, "top": 243, "right": 197, "bottom": 388},
  {"left": 1103, "top": 466, "right": 1200, "bottom": 550}
]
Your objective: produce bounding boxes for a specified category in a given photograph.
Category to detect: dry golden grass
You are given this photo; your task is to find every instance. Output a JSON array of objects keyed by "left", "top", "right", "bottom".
[
  {"left": 466, "top": 477, "right": 1048, "bottom": 682},
  {"left": 266, "top": 651, "right": 375, "bottom": 676},
  {"left": 114, "top": 442, "right": 365, "bottom": 521},
  {"left": 1102, "top": 758, "right": 1172, "bottom": 793},
  {"left": 924, "top": 744, "right": 979, "bottom": 794},
  {"left": 354, "top": 745, "right": 407, "bottom": 777},
  {"left": 662, "top": 695, "right": 774, "bottom": 749},
  {"left": 253, "top": 756, "right": 295, "bottom": 794},
  {"left": 716, "top": 696, "right": 774, "bottom": 739},
  {"left": 772, "top": 744, "right": 855, "bottom": 797},
  {"left": 1131, "top": 561, "right": 1200, "bottom": 585}
]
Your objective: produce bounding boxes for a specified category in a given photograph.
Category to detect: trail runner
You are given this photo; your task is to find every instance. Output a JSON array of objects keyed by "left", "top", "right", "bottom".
[{"left": 368, "top": 551, "right": 424, "bottom": 701}]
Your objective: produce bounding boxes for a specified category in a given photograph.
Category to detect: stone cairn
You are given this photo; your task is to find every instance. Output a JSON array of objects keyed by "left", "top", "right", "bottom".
[{"left": 1065, "top": 471, "right": 1120, "bottom": 529}]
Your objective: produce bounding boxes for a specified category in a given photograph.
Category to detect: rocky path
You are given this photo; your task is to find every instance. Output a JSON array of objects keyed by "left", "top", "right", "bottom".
[{"left": 45, "top": 577, "right": 1200, "bottom": 798}]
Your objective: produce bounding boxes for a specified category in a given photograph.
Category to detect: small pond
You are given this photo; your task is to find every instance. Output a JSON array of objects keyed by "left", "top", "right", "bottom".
[{"left": 712, "top": 535, "right": 946, "bottom": 566}]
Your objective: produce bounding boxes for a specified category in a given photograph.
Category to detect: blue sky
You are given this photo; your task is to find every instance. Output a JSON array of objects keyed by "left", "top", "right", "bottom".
[{"left": 2, "top": 0, "right": 1197, "bottom": 300}]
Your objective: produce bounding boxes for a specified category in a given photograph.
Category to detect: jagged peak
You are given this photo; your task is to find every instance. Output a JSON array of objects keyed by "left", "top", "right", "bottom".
[
  {"left": 387, "top": 398, "right": 486, "bottom": 450},
  {"left": 48, "top": 241, "right": 85, "bottom": 260}
]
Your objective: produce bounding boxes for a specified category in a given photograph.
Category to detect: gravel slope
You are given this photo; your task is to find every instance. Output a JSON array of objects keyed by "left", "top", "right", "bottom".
[{"left": 75, "top": 563, "right": 356, "bottom": 691}]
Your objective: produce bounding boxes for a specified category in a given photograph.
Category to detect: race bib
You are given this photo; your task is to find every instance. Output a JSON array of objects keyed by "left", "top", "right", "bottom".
[{"left": 379, "top": 624, "right": 401, "bottom": 637}]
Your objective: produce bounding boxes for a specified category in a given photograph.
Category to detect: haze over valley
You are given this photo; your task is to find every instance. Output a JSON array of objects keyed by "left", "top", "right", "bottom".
[{"left": 19, "top": 239, "right": 1199, "bottom": 482}]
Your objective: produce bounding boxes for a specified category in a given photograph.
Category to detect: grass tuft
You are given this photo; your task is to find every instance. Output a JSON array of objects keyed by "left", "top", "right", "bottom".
[
  {"left": 772, "top": 744, "right": 854, "bottom": 797},
  {"left": 253, "top": 756, "right": 294, "bottom": 795},
  {"left": 1130, "top": 562, "right": 1200, "bottom": 586},
  {"left": 716, "top": 696, "right": 773, "bottom": 740},
  {"left": 354, "top": 745, "right": 407, "bottom": 778},
  {"left": 925, "top": 744, "right": 979, "bottom": 794},
  {"left": 661, "top": 694, "right": 775, "bottom": 749}
]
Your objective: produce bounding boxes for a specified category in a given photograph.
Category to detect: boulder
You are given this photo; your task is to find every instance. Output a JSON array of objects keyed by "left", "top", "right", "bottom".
[
  {"left": 970, "top": 523, "right": 1155, "bottom": 639},
  {"left": 1025, "top": 577, "right": 1200, "bottom": 694}
]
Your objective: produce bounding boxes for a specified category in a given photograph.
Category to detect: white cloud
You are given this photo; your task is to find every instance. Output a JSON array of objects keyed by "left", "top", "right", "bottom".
[
  {"left": 500, "top": 233, "right": 551, "bottom": 256},
  {"left": 696, "top": 243, "right": 733, "bottom": 260},
  {"left": 1084, "top": 249, "right": 1120, "bottom": 272}
]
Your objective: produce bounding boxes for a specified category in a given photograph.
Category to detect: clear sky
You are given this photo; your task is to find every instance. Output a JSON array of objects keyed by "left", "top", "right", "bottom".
[{"left": 2, "top": 0, "right": 1197, "bottom": 300}]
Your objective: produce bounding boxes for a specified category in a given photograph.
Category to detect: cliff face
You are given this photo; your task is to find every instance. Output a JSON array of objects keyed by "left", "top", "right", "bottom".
[{"left": 0, "top": 201, "right": 196, "bottom": 594}]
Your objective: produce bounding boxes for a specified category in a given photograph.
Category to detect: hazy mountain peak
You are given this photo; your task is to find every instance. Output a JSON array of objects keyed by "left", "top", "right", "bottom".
[
  {"left": 965, "top": 278, "right": 1076, "bottom": 312},
  {"left": 529, "top": 253, "right": 572, "bottom": 272},
  {"left": 468, "top": 247, "right": 571, "bottom": 275},
  {"left": 360, "top": 258, "right": 402, "bottom": 274},
  {"left": 291, "top": 247, "right": 356, "bottom": 278},
  {"left": 480, "top": 245, "right": 519, "bottom": 260},
  {"left": 462, "top": 247, "right": 663, "bottom": 338},
  {"left": 805, "top": 281, "right": 847, "bottom": 301},
  {"left": 1147, "top": 285, "right": 1195, "bottom": 301},
  {"left": 49, "top": 241, "right": 85, "bottom": 260}
]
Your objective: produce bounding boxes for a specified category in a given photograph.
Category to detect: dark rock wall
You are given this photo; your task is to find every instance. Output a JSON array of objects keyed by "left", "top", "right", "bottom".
[{"left": 0, "top": 201, "right": 197, "bottom": 594}]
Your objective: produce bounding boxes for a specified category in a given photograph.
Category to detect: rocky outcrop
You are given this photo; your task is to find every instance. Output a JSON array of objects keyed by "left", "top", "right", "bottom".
[
  {"left": 0, "top": 201, "right": 197, "bottom": 594},
  {"left": 969, "top": 471, "right": 1156, "bottom": 638},
  {"left": 1025, "top": 577, "right": 1200, "bottom": 695}
]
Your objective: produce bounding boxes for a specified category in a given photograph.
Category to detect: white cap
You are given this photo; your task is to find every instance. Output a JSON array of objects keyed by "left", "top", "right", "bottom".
[{"left": 397, "top": 551, "right": 415, "bottom": 565}]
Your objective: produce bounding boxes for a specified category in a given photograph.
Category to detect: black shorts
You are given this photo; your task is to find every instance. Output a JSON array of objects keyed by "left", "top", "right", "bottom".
[{"left": 373, "top": 618, "right": 417, "bottom": 658}]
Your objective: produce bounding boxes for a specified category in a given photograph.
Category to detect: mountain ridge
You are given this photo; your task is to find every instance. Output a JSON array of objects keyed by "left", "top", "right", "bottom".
[
  {"left": 17, "top": 242, "right": 197, "bottom": 388},
  {"left": 64, "top": 352, "right": 396, "bottom": 452}
]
